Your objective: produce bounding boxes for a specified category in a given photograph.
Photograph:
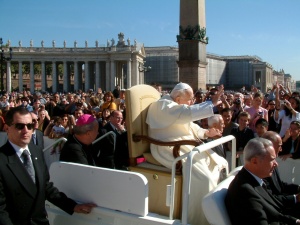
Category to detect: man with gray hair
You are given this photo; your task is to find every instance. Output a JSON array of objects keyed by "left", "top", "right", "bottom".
[
  {"left": 226, "top": 137, "right": 300, "bottom": 225},
  {"left": 262, "top": 131, "right": 299, "bottom": 195},
  {"left": 263, "top": 131, "right": 300, "bottom": 218},
  {"left": 206, "top": 114, "right": 226, "bottom": 158},
  {"left": 60, "top": 114, "right": 99, "bottom": 165}
]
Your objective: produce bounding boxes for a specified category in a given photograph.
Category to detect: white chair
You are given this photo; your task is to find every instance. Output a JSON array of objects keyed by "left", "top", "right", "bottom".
[
  {"left": 227, "top": 166, "right": 242, "bottom": 177},
  {"left": 202, "top": 175, "right": 234, "bottom": 225}
]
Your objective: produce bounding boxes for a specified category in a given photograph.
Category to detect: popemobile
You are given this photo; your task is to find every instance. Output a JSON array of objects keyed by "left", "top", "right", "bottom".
[{"left": 40, "top": 85, "right": 300, "bottom": 225}]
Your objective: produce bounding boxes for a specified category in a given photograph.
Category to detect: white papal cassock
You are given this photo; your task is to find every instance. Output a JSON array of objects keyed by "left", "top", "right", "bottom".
[{"left": 146, "top": 95, "right": 228, "bottom": 225}]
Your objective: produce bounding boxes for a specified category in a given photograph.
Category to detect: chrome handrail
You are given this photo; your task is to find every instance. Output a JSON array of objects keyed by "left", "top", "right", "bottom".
[
  {"left": 169, "top": 135, "right": 236, "bottom": 225},
  {"left": 92, "top": 131, "right": 116, "bottom": 157},
  {"left": 43, "top": 137, "right": 67, "bottom": 153}
]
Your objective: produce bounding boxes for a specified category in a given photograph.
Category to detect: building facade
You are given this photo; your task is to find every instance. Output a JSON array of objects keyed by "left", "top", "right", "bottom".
[
  {"left": 1, "top": 33, "right": 146, "bottom": 93},
  {"left": 2, "top": 42, "right": 296, "bottom": 93},
  {"left": 144, "top": 47, "right": 295, "bottom": 92}
]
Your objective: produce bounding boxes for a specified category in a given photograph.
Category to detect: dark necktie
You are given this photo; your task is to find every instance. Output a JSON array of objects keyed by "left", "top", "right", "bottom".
[
  {"left": 262, "top": 182, "right": 268, "bottom": 191},
  {"left": 32, "top": 133, "right": 37, "bottom": 145},
  {"left": 22, "top": 150, "right": 36, "bottom": 183},
  {"left": 262, "top": 181, "right": 282, "bottom": 208}
]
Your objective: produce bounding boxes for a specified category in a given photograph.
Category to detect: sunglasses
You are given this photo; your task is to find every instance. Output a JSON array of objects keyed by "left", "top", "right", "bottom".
[
  {"left": 11, "top": 123, "right": 34, "bottom": 130},
  {"left": 32, "top": 119, "right": 39, "bottom": 123}
]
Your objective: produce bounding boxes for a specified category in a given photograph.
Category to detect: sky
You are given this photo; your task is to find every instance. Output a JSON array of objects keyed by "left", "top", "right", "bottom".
[{"left": 1, "top": 0, "right": 300, "bottom": 81}]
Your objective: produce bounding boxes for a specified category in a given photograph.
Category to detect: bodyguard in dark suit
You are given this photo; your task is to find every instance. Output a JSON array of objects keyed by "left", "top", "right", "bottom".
[
  {"left": 99, "top": 110, "right": 129, "bottom": 170},
  {"left": 263, "top": 131, "right": 300, "bottom": 196},
  {"left": 93, "top": 128, "right": 116, "bottom": 169},
  {"left": 267, "top": 167, "right": 300, "bottom": 195},
  {"left": 225, "top": 138, "right": 300, "bottom": 225},
  {"left": 0, "top": 107, "right": 96, "bottom": 225},
  {"left": 30, "top": 112, "right": 44, "bottom": 149}
]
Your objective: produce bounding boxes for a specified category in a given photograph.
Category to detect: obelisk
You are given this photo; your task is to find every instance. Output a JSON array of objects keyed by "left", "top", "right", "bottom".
[{"left": 177, "top": 0, "right": 208, "bottom": 91}]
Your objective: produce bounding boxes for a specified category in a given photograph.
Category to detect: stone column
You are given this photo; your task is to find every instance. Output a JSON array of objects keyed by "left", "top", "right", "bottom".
[
  {"left": 30, "top": 61, "right": 35, "bottom": 93},
  {"left": 78, "top": 63, "right": 83, "bottom": 91},
  {"left": 120, "top": 63, "right": 124, "bottom": 89},
  {"left": 139, "top": 63, "right": 144, "bottom": 85},
  {"left": 52, "top": 61, "right": 57, "bottom": 93},
  {"left": 41, "top": 61, "right": 46, "bottom": 91},
  {"left": 127, "top": 59, "right": 132, "bottom": 88},
  {"left": 110, "top": 60, "right": 115, "bottom": 91},
  {"left": 177, "top": 0, "right": 208, "bottom": 90},
  {"left": 74, "top": 61, "right": 79, "bottom": 91},
  {"left": 18, "top": 61, "right": 23, "bottom": 92},
  {"left": 63, "top": 60, "right": 69, "bottom": 92},
  {"left": 105, "top": 60, "right": 110, "bottom": 91},
  {"left": 95, "top": 61, "right": 101, "bottom": 91},
  {"left": 131, "top": 59, "right": 138, "bottom": 86},
  {"left": 84, "top": 61, "right": 89, "bottom": 91},
  {"left": 6, "top": 61, "right": 11, "bottom": 92}
]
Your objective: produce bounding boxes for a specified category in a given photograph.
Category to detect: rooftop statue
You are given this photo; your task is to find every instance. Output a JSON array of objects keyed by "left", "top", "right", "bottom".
[
  {"left": 127, "top": 38, "right": 130, "bottom": 46},
  {"left": 111, "top": 38, "right": 115, "bottom": 47}
]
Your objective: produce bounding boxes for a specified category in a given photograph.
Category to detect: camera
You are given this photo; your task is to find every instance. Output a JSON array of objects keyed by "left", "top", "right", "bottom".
[{"left": 234, "top": 98, "right": 241, "bottom": 105}]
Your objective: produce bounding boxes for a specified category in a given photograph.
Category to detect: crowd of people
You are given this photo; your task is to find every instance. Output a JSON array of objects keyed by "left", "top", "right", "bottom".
[
  {"left": 1, "top": 82, "right": 300, "bottom": 174},
  {"left": 0, "top": 85, "right": 129, "bottom": 169},
  {"left": 192, "top": 83, "right": 300, "bottom": 164},
  {"left": 190, "top": 83, "right": 300, "bottom": 224},
  {"left": 1, "top": 81, "right": 300, "bottom": 224},
  {"left": 0, "top": 85, "right": 128, "bottom": 224}
]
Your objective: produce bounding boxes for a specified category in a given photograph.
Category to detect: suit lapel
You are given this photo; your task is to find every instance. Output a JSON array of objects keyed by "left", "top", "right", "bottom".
[
  {"left": 108, "top": 122, "right": 120, "bottom": 136},
  {"left": 255, "top": 185, "right": 282, "bottom": 210},
  {"left": 241, "top": 168, "right": 282, "bottom": 210},
  {"left": 5, "top": 143, "right": 37, "bottom": 198},
  {"left": 272, "top": 168, "right": 282, "bottom": 193},
  {"left": 30, "top": 134, "right": 35, "bottom": 145},
  {"left": 28, "top": 143, "right": 44, "bottom": 191}
]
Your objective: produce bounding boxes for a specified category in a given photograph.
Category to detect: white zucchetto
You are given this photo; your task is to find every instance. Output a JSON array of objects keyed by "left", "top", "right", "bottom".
[{"left": 172, "top": 82, "right": 192, "bottom": 91}]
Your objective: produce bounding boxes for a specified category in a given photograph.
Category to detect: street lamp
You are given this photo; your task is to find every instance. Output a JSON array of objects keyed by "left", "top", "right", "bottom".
[{"left": 0, "top": 38, "right": 13, "bottom": 91}]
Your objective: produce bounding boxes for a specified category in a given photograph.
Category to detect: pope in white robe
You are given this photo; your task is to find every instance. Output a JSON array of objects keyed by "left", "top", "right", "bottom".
[{"left": 146, "top": 83, "right": 228, "bottom": 225}]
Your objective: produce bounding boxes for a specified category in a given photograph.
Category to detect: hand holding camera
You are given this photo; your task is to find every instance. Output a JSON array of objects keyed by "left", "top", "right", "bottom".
[{"left": 283, "top": 100, "right": 292, "bottom": 110}]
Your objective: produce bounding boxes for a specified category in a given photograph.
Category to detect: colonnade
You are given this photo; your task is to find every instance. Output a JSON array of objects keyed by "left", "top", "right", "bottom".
[{"left": 2, "top": 44, "right": 145, "bottom": 93}]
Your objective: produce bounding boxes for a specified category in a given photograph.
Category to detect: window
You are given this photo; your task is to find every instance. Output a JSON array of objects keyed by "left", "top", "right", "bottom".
[{"left": 255, "top": 71, "right": 261, "bottom": 83}]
